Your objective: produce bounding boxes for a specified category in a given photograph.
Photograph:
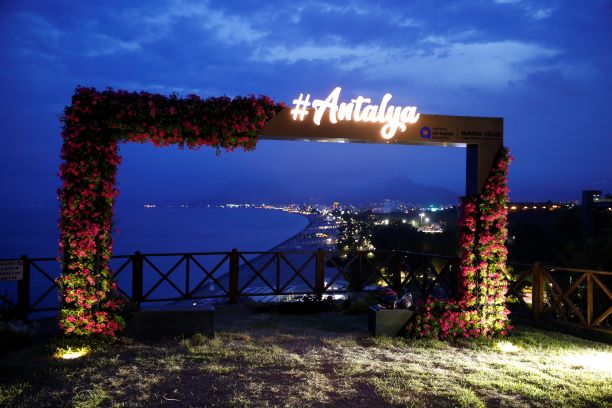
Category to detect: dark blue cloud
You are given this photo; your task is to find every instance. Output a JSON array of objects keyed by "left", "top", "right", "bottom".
[{"left": 0, "top": 0, "right": 610, "bottom": 207}]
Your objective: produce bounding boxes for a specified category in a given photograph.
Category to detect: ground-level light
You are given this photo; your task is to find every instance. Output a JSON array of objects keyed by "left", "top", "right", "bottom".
[
  {"left": 54, "top": 346, "right": 90, "bottom": 360},
  {"left": 496, "top": 341, "right": 520, "bottom": 353}
]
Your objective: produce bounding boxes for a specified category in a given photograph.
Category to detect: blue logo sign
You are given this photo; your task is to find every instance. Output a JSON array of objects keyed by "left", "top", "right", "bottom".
[{"left": 420, "top": 126, "right": 431, "bottom": 139}]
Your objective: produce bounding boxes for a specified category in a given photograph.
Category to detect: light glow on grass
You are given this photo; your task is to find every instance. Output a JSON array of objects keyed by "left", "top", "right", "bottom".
[
  {"left": 562, "top": 352, "right": 612, "bottom": 375},
  {"left": 496, "top": 341, "right": 521, "bottom": 353},
  {"left": 54, "top": 346, "right": 90, "bottom": 360}
]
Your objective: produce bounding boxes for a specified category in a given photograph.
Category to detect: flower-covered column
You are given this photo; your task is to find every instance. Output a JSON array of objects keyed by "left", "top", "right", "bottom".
[
  {"left": 57, "top": 90, "right": 124, "bottom": 336},
  {"left": 57, "top": 87, "right": 282, "bottom": 337},
  {"left": 459, "top": 147, "right": 512, "bottom": 336},
  {"left": 409, "top": 147, "right": 512, "bottom": 339}
]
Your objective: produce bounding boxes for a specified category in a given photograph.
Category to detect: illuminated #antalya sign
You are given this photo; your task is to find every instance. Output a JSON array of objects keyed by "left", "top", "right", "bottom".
[{"left": 290, "top": 87, "right": 420, "bottom": 140}]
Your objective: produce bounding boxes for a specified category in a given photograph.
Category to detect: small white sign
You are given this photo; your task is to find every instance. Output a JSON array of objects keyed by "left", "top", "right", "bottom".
[{"left": 0, "top": 260, "right": 23, "bottom": 281}]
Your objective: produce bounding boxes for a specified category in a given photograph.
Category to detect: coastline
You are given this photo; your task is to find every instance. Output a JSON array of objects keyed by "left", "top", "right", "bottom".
[
  {"left": 191, "top": 211, "right": 339, "bottom": 299},
  {"left": 252, "top": 212, "right": 337, "bottom": 253},
  {"left": 2, "top": 206, "right": 337, "bottom": 311},
  {"left": 231, "top": 211, "right": 338, "bottom": 273}
]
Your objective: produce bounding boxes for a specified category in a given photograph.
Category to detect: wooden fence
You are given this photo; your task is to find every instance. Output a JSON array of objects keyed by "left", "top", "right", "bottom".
[
  {"left": 1, "top": 251, "right": 610, "bottom": 335},
  {"left": 505, "top": 262, "right": 612, "bottom": 335},
  {"left": 2, "top": 250, "right": 459, "bottom": 314}
]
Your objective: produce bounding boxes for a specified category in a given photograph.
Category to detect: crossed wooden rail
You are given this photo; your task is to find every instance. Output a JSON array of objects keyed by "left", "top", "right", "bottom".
[
  {"left": 2, "top": 252, "right": 611, "bottom": 335},
  {"left": 505, "top": 262, "right": 612, "bottom": 334}
]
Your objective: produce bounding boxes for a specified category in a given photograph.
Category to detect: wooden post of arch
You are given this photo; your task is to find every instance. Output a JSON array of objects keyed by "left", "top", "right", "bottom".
[{"left": 257, "top": 109, "right": 504, "bottom": 195}]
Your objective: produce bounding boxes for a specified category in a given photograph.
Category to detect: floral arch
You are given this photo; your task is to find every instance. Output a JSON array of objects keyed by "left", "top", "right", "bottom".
[{"left": 57, "top": 87, "right": 511, "bottom": 339}]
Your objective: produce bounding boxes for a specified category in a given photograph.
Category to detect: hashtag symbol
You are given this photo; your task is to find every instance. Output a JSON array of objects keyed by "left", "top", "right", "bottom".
[{"left": 290, "top": 93, "right": 311, "bottom": 120}]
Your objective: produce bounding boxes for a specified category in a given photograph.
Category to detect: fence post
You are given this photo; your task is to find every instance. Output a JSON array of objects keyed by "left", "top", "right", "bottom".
[
  {"left": 421, "top": 255, "right": 431, "bottom": 301},
  {"left": 315, "top": 248, "right": 325, "bottom": 300},
  {"left": 532, "top": 262, "right": 543, "bottom": 322},
  {"left": 229, "top": 249, "right": 239, "bottom": 304},
  {"left": 132, "top": 251, "right": 143, "bottom": 302},
  {"left": 586, "top": 272, "right": 593, "bottom": 328},
  {"left": 451, "top": 258, "right": 461, "bottom": 301},
  {"left": 17, "top": 255, "right": 30, "bottom": 321},
  {"left": 393, "top": 251, "right": 402, "bottom": 293},
  {"left": 185, "top": 254, "right": 190, "bottom": 299}
]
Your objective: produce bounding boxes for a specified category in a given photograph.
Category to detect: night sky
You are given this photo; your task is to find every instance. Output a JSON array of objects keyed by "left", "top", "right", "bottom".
[{"left": 1, "top": 0, "right": 610, "bottom": 207}]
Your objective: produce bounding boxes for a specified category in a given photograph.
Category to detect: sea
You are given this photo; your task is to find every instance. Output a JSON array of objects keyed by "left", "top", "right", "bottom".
[{"left": 0, "top": 205, "right": 309, "bottom": 313}]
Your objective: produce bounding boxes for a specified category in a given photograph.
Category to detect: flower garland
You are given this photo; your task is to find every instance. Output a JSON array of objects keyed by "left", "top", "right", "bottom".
[
  {"left": 57, "top": 87, "right": 283, "bottom": 336},
  {"left": 408, "top": 147, "right": 512, "bottom": 339}
]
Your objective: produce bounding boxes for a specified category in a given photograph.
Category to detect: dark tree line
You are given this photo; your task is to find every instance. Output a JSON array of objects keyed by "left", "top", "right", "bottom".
[{"left": 339, "top": 207, "right": 612, "bottom": 271}]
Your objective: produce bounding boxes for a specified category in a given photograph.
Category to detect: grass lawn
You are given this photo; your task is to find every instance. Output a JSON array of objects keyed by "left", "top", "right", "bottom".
[{"left": 1, "top": 304, "right": 611, "bottom": 407}]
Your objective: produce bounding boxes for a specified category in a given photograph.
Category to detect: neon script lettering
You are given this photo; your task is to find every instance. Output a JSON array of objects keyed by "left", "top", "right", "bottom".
[{"left": 290, "top": 87, "right": 419, "bottom": 139}]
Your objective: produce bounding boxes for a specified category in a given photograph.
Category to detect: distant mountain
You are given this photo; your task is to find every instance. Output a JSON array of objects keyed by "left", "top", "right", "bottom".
[
  {"left": 192, "top": 175, "right": 459, "bottom": 206},
  {"left": 193, "top": 176, "right": 304, "bottom": 204},
  {"left": 335, "top": 176, "right": 460, "bottom": 205}
]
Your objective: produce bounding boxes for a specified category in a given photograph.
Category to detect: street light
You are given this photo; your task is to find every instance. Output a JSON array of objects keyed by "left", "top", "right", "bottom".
[{"left": 419, "top": 212, "right": 425, "bottom": 227}]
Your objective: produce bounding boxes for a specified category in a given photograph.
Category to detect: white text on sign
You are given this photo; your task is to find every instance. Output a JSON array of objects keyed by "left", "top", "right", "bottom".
[
  {"left": 290, "top": 87, "right": 420, "bottom": 140},
  {"left": 0, "top": 260, "right": 23, "bottom": 281}
]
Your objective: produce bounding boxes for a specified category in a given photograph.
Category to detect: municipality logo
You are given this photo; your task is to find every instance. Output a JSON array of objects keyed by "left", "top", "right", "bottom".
[{"left": 420, "top": 126, "right": 431, "bottom": 139}]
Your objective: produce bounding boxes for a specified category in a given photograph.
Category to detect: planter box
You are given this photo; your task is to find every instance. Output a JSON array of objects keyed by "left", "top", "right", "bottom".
[
  {"left": 368, "top": 305, "right": 414, "bottom": 337},
  {"left": 125, "top": 303, "right": 215, "bottom": 340}
]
